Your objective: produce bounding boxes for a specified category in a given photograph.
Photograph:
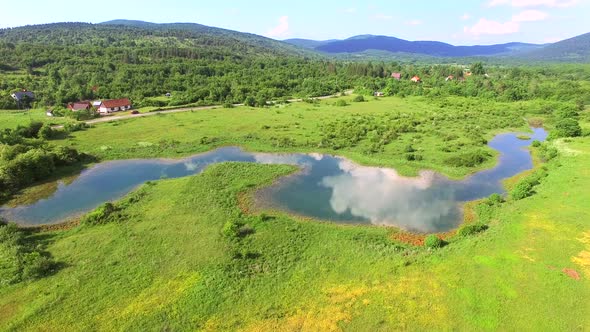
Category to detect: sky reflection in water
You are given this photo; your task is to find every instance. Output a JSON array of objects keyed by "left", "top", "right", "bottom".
[{"left": 0, "top": 128, "right": 546, "bottom": 233}]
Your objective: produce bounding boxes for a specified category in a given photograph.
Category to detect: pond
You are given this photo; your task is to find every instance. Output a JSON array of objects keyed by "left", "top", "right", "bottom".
[{"left": 0, "top": 128, "right": 547, "bottom": 233}]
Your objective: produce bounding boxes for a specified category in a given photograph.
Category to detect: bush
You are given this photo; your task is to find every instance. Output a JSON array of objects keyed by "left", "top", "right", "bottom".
[
  {"left": 531, "top": 140, "right": 541, "bottom": 147},
  {"left": 445, "top": 150, "right": 491, "bottom": 167},
  {"left": 552, "top": 118, "right": 582, "bottom": 138},
  {"left": 222, "top": 220, "right": 243, "bottom": 239},
  {"left": 81, "top": 202, "right": 119, "bottom": 225},
  {"left": 485, "top": 193, "right": 504, "bottom": 206},
  {"left": 511, "top": 170, "right": 547, "bottom": 200},
  {"left": 424, "top": 235, "right": 444, "bottom": 249},
  {"left": 38, "top": 123, "right": 54, "bottom": 140},
  {"left": 353, "top": 95, "right": 365, "bottom": 102},
  {"left": 334, "top": 99, "right": 348, "bottom": 107},
  {"left": 0, "top": 222, "right": 54, "bottom": 286},
  {"left": 457, "top": 223, "right": 488, "bottom": 237}
]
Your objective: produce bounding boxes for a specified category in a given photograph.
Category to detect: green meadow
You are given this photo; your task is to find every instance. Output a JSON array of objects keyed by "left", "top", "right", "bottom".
[
  {"left": 0, "top": 96, "right": 588, "bottom": 330},
  {"left": 56, "top": 95, "right": 538, "bottom": 178}
]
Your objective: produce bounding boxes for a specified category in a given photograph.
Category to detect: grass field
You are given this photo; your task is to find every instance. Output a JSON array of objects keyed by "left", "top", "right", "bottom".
[
  {"left": 56, "top": 95, "right": 535, "bottom": 178},
  {"left": 1, "top": 96, "right": 588, "bottom": 330},
  {"left": 0, "top": 133, "right": 588, "bottom": 330},
  {"left": 0, "top": 109, "right": 74, "bottom": 130}
]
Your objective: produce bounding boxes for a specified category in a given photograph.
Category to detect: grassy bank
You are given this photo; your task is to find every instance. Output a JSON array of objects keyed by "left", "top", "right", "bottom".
[{"left": 0, "top": 132, "right": 589, "bottom": 329}]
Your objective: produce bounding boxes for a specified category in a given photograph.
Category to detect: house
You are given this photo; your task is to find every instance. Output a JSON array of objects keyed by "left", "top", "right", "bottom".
[
  {"left": 68, "top": 101, "right": 92, "bottom": 111},
  {"left": 46, "top": 110, "right": 54, "bottom": 117},
  {"left": 92, "top": 100, "right": 102, "bottom": 108},
  {"left": 411, "top": 76, "right": 421, "bottom": 83},
  {"left": 165, "top": 93, "right": 172, "bottom": 97},
  {"left": 445, "top": 75, "right": 454, "bottom": 81},
  {"left": 374, "top": 91, "right": 385, "bottom": 97},
  {"left": 391, "top": 72, "right": 402, "bottom": 80},
  {"left": 11, "top": 90, "right": 35, "bottom": 108},
  {"left": 98, "top": 98, "right": 132, "bottom": 114}
]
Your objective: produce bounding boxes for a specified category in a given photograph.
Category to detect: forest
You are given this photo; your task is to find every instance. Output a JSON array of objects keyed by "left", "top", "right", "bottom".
[{"left": 1, "top": 23, "right": 590, "bottom": 111}]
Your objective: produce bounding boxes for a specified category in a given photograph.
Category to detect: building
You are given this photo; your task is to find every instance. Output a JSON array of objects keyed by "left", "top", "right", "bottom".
[
  {"left": 445, "top": 75, "right": 454, "bottom": 81},
  {"left": 374, "top": 91, "right": 385, "bottom": 97},
  {"left": 98, "top": 98, "right": 132, "bottom": 114},
  {"left": 68, "top": 101, "right": 92, "bottom": 111},
  {"left": 11, "top": 90, "right": 35, "bottom": 108},
  {"left": 391, "top": 72, "right": 402, "bottom": 80},
  {"left": 411, "top": 76, "right": 421, "bottom": 83}
]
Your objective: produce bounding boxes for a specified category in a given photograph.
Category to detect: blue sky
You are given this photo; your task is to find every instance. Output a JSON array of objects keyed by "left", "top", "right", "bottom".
[{"left": 1, "top": 0, "right": 589, "bottom": 45}]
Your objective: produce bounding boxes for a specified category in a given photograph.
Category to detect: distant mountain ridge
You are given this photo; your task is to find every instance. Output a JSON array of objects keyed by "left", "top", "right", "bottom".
[
  {"left": 284, "top": 35, "right": 544, "bottom": 57},
  {"left": 520, "top": 32, "right": 590, "bottom": 62}
]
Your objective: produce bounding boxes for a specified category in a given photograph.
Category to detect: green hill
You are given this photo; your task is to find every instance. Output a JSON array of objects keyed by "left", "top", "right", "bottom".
[{"left": 520, "top": 32, "right": 590, "bottom": 62}]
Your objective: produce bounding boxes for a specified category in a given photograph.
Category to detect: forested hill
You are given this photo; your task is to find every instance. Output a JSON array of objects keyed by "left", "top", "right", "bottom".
[
  {"left": 520, "top": 32, "right": 590, "bottom": 62},
  {"left": 0, "top": 22, "right": 343, "bottom": 109},
  {"left": 0, "top": 21, "right": 308, "bottom": 57}
]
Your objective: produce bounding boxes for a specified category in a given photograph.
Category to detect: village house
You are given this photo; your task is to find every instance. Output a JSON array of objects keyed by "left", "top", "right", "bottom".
[
  {"left": 411, "top": 76, "right": 421, "bottom": 83},
  {"left": 374, "top": 91, "right": 385, "bottom": 97},
  {"left": 11, "top": 90, "right": 35, "bottom": 108},
  {"left": 67, "top": 101, "right": 92, "bottom": 111},
  {"left": 98, "top": 98, "right": 132, "bottom": 114},
  {"left": 446, "top": 75, "right": 454, "bottom": 81},
  {"left": 391, "top": 72, "right": 402, "bottom": 80}
]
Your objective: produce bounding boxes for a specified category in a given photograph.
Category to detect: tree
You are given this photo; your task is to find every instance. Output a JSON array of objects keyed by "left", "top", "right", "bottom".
[
  {"left": 471, "top": 62, "right": 485, "bottom": 75},
  {"left": 244, "top": 96, "right": 256, "bottom": 107}
]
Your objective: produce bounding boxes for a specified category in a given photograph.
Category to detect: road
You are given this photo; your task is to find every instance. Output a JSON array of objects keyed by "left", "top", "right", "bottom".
[{"left": 76, "top": 91, "right": 352, "bottom": 126}]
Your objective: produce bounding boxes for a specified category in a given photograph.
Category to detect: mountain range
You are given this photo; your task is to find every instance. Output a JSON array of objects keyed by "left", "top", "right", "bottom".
[
  {"left": 1, "top": 20, "right": 589, "bottom": 62},
  {"left": 285, "top": 35, "right": 544, "bottom": 57}
]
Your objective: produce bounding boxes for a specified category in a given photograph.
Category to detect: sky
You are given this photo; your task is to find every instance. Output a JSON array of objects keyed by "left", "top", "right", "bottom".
[{"left": 0, "top": 0, "right": 589, "bottom": 45}]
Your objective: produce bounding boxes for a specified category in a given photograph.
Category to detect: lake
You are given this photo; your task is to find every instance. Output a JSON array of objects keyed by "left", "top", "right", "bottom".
[{"left": 0, "top": 128, "right": 547, "bottom": 233}]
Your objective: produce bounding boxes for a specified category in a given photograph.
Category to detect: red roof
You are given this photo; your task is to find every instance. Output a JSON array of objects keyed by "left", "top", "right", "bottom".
[
  {"left": 101, "top": 98, "right": 131, "bottom": 108},
  {"left": 68, "top": 101, "right": 91, "bottom": 111},
  {"left": 411, "top": 76, "right": 421, "bottom": 81},
  {"left": 391, "top": 72, "right": 402, "bottom": 79}
]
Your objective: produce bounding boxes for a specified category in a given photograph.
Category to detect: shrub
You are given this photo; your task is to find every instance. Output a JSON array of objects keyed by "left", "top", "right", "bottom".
[
  {"left": 353, "top": 95, "right": 365, "bottom": 102},
  {"left": 38, "top": 123, "right": 54, "bottom": 140},
  {"left": 445, "top": 150, "right": 491, "bottom": 167},
  {"left": 531, "top": 140, "right": 541, "bottom": 147},
  {"left": 552, "top": 118, "right": 582, "bottom": 138},
  {"left": 457, "top": 223, "right": 488, "bottom": 237},
  {"left": 82, "top": 202, "right": 119, "bottom": 225},
  {"left": 485, "top": 193, "right": 504, "bottom": 206},
  {"left": 334, "top": 100, "right": 348, "bottom": 107},
  {"left": 424, "top": 235, "right": 444, "bottom": 249},
  {"left": 222, "top": 220, "right": 243, "bottom": 239},
  {"left": 0, "top": 222, "right": 54, "bottom": 285}
]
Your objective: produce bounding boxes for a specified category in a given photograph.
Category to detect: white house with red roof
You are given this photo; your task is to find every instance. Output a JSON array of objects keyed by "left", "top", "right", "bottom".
[{"left": 98, "top": 98, "right": 132, "bottom": 114}]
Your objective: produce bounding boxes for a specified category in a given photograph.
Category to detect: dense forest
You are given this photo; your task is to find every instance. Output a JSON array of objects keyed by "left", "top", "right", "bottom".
[{"left": 0, "top": 22, "right": 589, "bottom": 110}]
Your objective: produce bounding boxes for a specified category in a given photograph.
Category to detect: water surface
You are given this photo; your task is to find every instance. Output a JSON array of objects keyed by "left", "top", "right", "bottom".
[{"left": 0, "top": 128, "right": 547, "bottom": 233}]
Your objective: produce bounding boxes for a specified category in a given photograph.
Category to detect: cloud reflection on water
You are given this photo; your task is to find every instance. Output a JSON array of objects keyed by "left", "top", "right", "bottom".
[{"left": 320, "top": 159, "right": 462, "bottom": 233}]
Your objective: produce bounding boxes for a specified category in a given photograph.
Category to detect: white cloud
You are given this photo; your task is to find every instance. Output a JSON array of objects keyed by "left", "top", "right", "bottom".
[
  {"left": 406, "top": 19, "right": 423, "bottom": 26},
  {"left": 512, "top": 9, "right": 549, "bottom": 21},
  {"left": 464, "top": 18, "right": 520, "bottom": 35},
  {"left": 488, "top": 0, "right": 578, "bottom": 7},
  {"left": 461, "top": 13, "right": 472, "bottom": 20},
  {"left": 464, "top": 8, "right": 549, "bottom": 36},
  {"left": 374, "top": 13, "right": 393, "bottom": 20},
  {"left": 342, "top": 7, "right": 357, "bottom": 13},
  {"left": 266, "top": 16, "right": 289, "bottom": 38}
]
